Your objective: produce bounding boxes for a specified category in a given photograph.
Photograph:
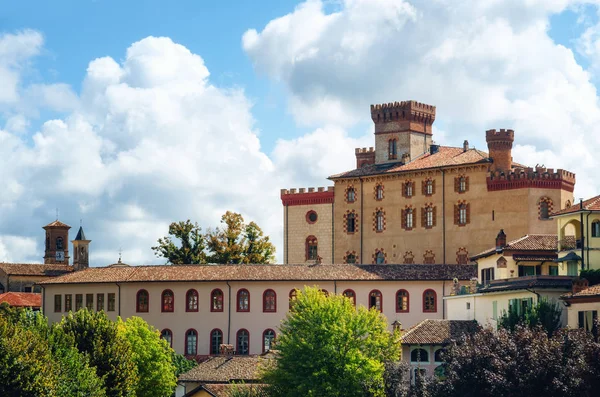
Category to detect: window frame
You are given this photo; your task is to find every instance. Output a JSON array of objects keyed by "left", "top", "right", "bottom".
[
  {"left": 369, "top": 289, "right": 383, "bottom": 312},
  {"left": 237, "top": 288, "right": 250, "bottom": 312},
  {"left": 376, "top": 184, "right": 384, "bottom": 200},
  {"left": 376, "top": 210, "right": 385, "bottom": 232},
  {"left": 186, "top": 289, "right": 199, "bottom": 312},
  {"left": 406, "top": 208, "right": 414, "bottom": 229},
  {"left": 54, "top": 294, "right": 62, "bottom": 313},
  {"left": 342, "top": 289, "right": 356, "bottom": 306},
  {"left": 161, "top": 329, "right": 173, "bottom": 348},
  {"left": 97, "top": 293, "right": 105, "bottom": 311},
  {"left": 426, "top": 206, "right": 433, "bottom": 228},
  {"left": 211, "top": 288, "right": 224, "bottom": 312},
  {"left": 136, "top": 289, "right": 149, "bottom": 313},
  {"left": 161, "top": 289, "right": 175, "bottom": 313},
  {"left": 345, "top": 253, "right": 356, "bottom": 264},
  {"left": 75, "top": 294, "right": 83, "bottom": 311},
  {"left": 107, "top": 293, "right": 115, "bottom": 312},
  {"left": 289, "top": 289, "right": 298, "bottom": 309},
  {"left": 410, "top": 347, "right": 430, "bottom": 364},
  {"left": 263, "top": 289, "right": 277, "bottom": 313},
  {"left": 375, "top": 250, "right": 385, "bottom": 264},
  {"left": 396, "top": 289, "right": 409, "bottom": 313},
  {"left": 210, "top": 328, "right": 223, "bottom": 355},
  {"left": 185, "top": 328, "right": 198, "bottom": 356},
  {"left": 236, "top": 329, "right": 250, "bottom": 355},
  {"left": 263, "top": 329, "right": 276, "bottom": 353},
  {"left": 425, "top": 179, "right": 433, "bottom": 196},
  {"left": 65, "top": 294, "right": 72, "bottom": 312},
  {"left": 346, "top": 212, "right": 356, "bottom": 233},
  {"left": 592, "top": 221, "right": 600, "bottom": 238},
  {"left": 423, "top": 289, "right": 437, "bottom": 313},
  {"left": 85, "top": 293, "right": 93, "bottom": 310},
  {"left": 388, "top": 139, "right": 397, "bottom": 160},
  {"left": 346, "top": 187, "right": 356, "bottom": 203},
  {"left": 306, "top": 236, "right": 318, "bottom": 260}
]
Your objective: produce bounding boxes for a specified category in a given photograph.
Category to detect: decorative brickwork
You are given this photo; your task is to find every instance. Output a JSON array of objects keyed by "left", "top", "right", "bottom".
[
  {"left": 454, "top": 201, "right": 470, "bottom": 226},
  {"left": 401, "top": 206, "right": 415, "bottom": 231},
  {"left": 454, "top": 175, "right": 469, "bottom": 194},
  {"left": 388, "top": 139, "right": 398, "bottom": 160},
  {"left": 370, "top": 101, "right": 436, "bottom": 135},
  {"left": 421, "top": 204, "right": 436, "bottom": 229},
  {"left": 355, "top": 147, "right": 375, "bottom": 168},
  {"left": 372, "top": 249, "right": 387, "bottom": 264},
  {"left": 403, "top": 251, "right": 415, "bottom": 264},
  {"left": 344, "top": 251, "right": 358, "bottom": 264},
  {"left": 456, "top": 247, "right": 469, "bottom": 265},
  {"left": 305, "top": 210, "right": 318, "bottom": 224},
  {"left": 280, "top": 187, "right": 334, "bottom": 206},
  {"left": 496, "top": 256, "right": 507, "bottom": 269},
  {"left": 486, "top": 167, "right": 575, "bottom": 193},
  {"left": 538, "top": 197, "right": 553, "bottom": 220},
  {"left": 345, "top": 185, "right": 357, "bottom": 203},
  {"left": 422, "top": 178, "right": 435, "bottom": 196},
  {"left": 374, "top": 183, "right": 385, "bottom": 201},
  {"left": 423, "top": 250, "right": 435, "bottom": 264},
  {"left": 402, "top": 180, "right": 415, "bottom": 198},
  {"left": 373, "top": 208, "right": 386, "bottom": 233},
  {"left": 343, "top": 210, "right": 358, "bottom": 234}
]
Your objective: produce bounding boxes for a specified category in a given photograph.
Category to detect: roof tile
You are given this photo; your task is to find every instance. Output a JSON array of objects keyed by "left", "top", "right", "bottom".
[
  {"left": 551, "top": 195, "right": 600, "bottom": 216},
  {"left": 401, "top": 319, "right": 480, "bottom": 345},
  {"left": 179, "top": 355, "right": 274, "bottom": 383},
  {"left": 0, "top": 263, "right": 73, "bottom": 276},
  {"left": 0, "top": 292, "right": 42, "bottom": 307}
]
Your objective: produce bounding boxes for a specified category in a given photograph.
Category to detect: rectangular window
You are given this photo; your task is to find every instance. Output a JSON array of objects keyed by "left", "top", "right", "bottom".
[
  {"left": 492, "top": 301, "right": 498, "bottom": 320},
  {"left": 54, "top": 294, "right": 62, "bottom": 313},
  {"left": 567, "top": 261, "right": 579, "bottom": 276},
  {"left": 107, "top": 293, "right": 116, "bottom": 312},
  {"left": 549, "top": 265, "right": 559, "bottom": 276},
  {"left": 347, "top": 215, "right": 356, "bottom": 233},
  {"left": 426, "top": 208, "right": 433, "bottom": 227},
  {"left": 75, "top": 294, "right": 83, "bottom": 311},
  {"left": 97, "top": 294, "right": 105, "bottom": 311},
  {"left": 578, "top": 310, "right": 598, "bottom": 333},
  {"left": 481, "top": 268, "right": 494, "bottom": 285},
  {"left": 593, "top": 222, "right": 600, "bottom": 237},
  {"left": 459, "top": 207, "right": 467, "bottom": 224},
  {"left": 406, "top": 211, "right": 413, "bottom": 229},
  {"left": 65, "top": 294, "right": 72, "bottom": 312},
  {"left": 519, "top": 265, "right": 536, "bottom": 277},
  {"left": 86, "top": 294, "right": 93, "bottom": 310}
]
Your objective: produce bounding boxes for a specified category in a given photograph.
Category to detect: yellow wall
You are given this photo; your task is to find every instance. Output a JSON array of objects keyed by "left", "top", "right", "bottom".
[
  {"left": 556, "top": 212, "right": 600, "bottom": 271},
  {"left": 476, "top": 253, "right": 566, "bottom": 281}
]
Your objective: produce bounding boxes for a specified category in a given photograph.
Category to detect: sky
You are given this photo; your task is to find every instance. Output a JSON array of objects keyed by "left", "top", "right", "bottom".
[{"left": 2, "top": 0, "right": 600, "bottom": 265}]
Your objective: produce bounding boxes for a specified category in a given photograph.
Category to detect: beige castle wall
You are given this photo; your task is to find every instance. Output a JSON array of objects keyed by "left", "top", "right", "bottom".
[
  {"left": 284, "top": 202, "right": 333, "bottom": 264},
  {"left": 374, "top": 132, "right": 431, "bottom": 164},
  {"left": 43, "top": 279, "right": 451, "bottom": 356}
]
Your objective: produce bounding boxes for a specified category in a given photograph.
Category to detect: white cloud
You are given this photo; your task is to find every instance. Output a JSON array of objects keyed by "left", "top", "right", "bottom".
[
  {"left": 0, "top": 235, "right": 38, "bottom": 263},
  {"left": 0, "top": 29, "right": 43, "bottom": 105}
]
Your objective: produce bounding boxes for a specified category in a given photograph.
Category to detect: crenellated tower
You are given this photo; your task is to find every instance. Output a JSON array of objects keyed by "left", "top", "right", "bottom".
[
  {"left": 486, "top": 129, "right": 514, "bottom": 172},
  {"left": 369, "top": 100, "right": 436, "bottom": 165}
]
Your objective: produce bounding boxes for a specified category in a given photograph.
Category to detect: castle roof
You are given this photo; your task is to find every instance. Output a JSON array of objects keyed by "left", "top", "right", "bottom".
[
  {"left": 37, "top": 264, "right": 476, "bottom": 285},
  {"left": 470, "top": 234, "right": 569, "bottom": 260},
  {"left": 74, "top": 226, "right": 87, "bottom": 241},
  {"left": 0, "top": 292, "right": 42, "bottom": 308},
  {"left": 43, "top": 220, "right": 71, "bottom": 229},
  {"left": 551, "top": 195, "right": 600, "bottom": 216},
  {"left": 0, "top": 263, "right": 73, "bottom": 276},
  {"left": 329, "top": 146, "right": 490, "bottom": 179},
  {"left": 401, "top": 319, "right": 480, "bottom": 345}
]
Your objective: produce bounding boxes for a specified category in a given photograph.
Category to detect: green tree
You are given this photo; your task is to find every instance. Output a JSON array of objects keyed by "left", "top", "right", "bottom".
[
  {"left": 152, "top": 220, "right": 206, "bottom": 264},
  {"left": 206, "top": 212, "right": 276, "bottom": 264},
  {"left": 262, "top": 287, "right": 399, "bottom": 397},
  {"left": 172, "top": 352, "right": 197, "bottom": 376},
  {"left": 119, "top": 316, "right": 177, "bottom": 397},
  {"left": 59, "top": 310, "right": 138, "bottom": 397},
  {"left": 498, "top": 298, "right": 562, "bottom": 336}
]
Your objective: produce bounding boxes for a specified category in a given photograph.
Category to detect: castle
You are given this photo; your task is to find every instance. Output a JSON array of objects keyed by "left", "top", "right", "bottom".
[{"left": 281, "top": 100, "right": 576, "bottom": 265}]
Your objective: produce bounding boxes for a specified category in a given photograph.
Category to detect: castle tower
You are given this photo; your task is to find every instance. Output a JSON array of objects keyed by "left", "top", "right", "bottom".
[
  {"left": 370, "top": 100, "right": 436, "bottom": 165},
  {"left": 72, "top": 226, "right": 91, "bottom": 271},
  {"left": 486, "top": 129, "right": 514, "bottom": 172},
  {"left": 43, "top": 220, "right": 71, "bottom": 264}
]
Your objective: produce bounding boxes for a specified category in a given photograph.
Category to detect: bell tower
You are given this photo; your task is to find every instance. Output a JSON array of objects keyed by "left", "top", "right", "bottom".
[
  {"left": 72, "top": 225, "right": 91, "bottom": 271},
  {"left": 43, "top": 220, "right": 71, "bottom": 264}
]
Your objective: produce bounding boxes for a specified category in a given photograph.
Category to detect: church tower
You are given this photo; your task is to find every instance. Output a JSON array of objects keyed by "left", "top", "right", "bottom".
[
  {"left": 43, "top": 220, "right": 71, "bottom": 264},
  {"left": 72, "top": 226, "right": 91, "bottom": 271}
]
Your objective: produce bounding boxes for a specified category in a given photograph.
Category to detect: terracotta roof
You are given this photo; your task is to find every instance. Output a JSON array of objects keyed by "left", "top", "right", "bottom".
[
  {"left": 199, "top": 384, "right": 266, "bottom": 397},
  {"left": 38, "top": 264, "right": 476, "bottom": 285},
  {"left": 551, "top": 195, "right": 600, "bottom": 216},
  {"left": 401, "top": 319, "right": 480, "bottom": 345},
  {"left": 329, "top": 146, "right": 491, "bottom": 179},
  {"left": 43, "top": 220, "right": 71, "bottom": 228},
  {"left": 565, "top": 284, "right": 600, "bottom": 298},
  {"left": 511, "top": 255, "right": 556, "bottom": 262},
  {"left": 0, "top": 292, "right": 42, "bottom": 307},
  {"left": 0, "top": 263, "right": 73, "bottom": 276},
  {"left": 471, "top": 234, "right": 567, "bottom": 260},
  {"left": 179, "top": 354, "right": 274, "bottom": 383},
  {"left": 478, "top": 275, "right": 574, "bottom": 293}
]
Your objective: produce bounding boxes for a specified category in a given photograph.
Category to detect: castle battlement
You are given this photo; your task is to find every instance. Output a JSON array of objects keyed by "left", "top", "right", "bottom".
[
  {"left": 487, "top": 167, "right": 576, "bottom": 192},
  {"left": 370, "top": 100, "right": 436, "bottom": 124},
  {"left": 355, "top": 147, "right": 375, "bottom": 154},
  {"left": 486, "top": 128, "right": 515, "bottom": 142},
  {"left": 281, "top": 187, "right": 335, "bottom": 207}
]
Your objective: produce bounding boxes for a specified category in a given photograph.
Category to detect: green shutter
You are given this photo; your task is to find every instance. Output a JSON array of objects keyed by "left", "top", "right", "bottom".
[{"left": 492, "top": 301, "right": 498, "bottom": 320}]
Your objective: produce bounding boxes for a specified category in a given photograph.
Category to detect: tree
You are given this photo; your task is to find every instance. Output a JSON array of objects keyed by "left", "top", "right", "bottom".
[
  {"left": 206, "top": 212, "right": 276, "bottom": 264},
  {"left": 429, "top": 326, "right": 600, "bottom": 397},
  {"left": 498, "top": 298, "right": 562, "bottom": 336},
  {"left": 262, "top": 287, "right": 399, "bottom": 397},
  {"left": 172, "top": 352, "right": 197, "bottom": 377},
  {"left": 59, "top": 310, "right": 138, "bottom": 397},
  {"left": 152, "top": 220, "right": 206, "bottom": 264},
  {"left": 119, "top": 316, "right": 177, "bottom": 397}
]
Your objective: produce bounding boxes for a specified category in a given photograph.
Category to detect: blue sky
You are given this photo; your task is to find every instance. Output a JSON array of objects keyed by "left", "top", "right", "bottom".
[{"left": 2, "top": 0, "right": 600, "bottom": 265}]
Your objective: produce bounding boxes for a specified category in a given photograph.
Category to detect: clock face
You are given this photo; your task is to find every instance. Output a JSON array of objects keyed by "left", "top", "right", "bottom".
[{"left": 55, "top": 251, "right": 65, "bottom": 261}]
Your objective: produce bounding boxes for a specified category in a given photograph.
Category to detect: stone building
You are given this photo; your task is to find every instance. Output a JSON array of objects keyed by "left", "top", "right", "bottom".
[{"left": 281, "top": 100, "right": 575, "bottom": 265}]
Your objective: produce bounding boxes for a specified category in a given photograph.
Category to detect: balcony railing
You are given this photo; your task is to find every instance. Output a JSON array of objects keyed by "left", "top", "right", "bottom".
[{"left": 558, "top": 237, "right": 581, "bottom": 251}]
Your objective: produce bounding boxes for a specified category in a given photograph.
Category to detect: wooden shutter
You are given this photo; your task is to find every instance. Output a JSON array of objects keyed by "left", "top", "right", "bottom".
[
  {"left": 465, "top": 176, "right": 470, "bottom": 192},
  {"left": 421, "top": 207, "right": 426, "bottom": 228},
  {"left": 432, "top": 179, "right": 436, "bottom": 195},
  {"left": 401, "top": 209, "right": 407, "bottom": 229},
  {"left": 466, "top": 203, "right": 471, "bottom": 224},
  {"left": 422, "top": 180, "right": 426, "bottom": 196},
  {"left": 454, "top": 205, "right": 459, "bottom": 225},
  {"left": 433, "top": 206, "right": 437, "bottom": 227},
  {"left": 454, "top": 177, "right": 459, "bottom": 193}
]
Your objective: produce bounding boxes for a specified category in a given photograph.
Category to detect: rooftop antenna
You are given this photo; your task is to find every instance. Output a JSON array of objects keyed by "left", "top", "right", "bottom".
[
  {"left": 56, "top": 208, "right": 59, "bottom": 220},
  {"left": 80, "top": 218, "right": 82, "bottom": 227},
  {"left": 118, "top": 247, "right": 122, "bottom": 264}
]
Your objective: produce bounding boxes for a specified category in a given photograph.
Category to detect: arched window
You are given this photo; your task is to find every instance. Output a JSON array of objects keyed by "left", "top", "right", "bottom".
[
  {"left": 376, "top": 250, "right": 385, "bottom": 264},
  {"left": 186, "top": 289, "right": 199, "bottom": 312},
  {"left": 237, "top": 329, "right": 250, "bottom": 355},
  {"left": 434, "top": 348, "right": 444, "bottom": 363},
  {"left": 388, "top": 139, "right": 397, "bottom": 160},
  {"left": 538, "top": 197, "right": 553, "bottom": 220},
  {"left": 347, "top": 187, "right": 356, "bottom": 203},
  {"left": 376, "top": 210, "right": 385, "bottom": 232},
  {"left": 161, "top": 329, "right": 173, "bottom": 348},
  {"left": 343, "top": 289, "right": 356, "bottom": 306},
  {"left": 411, "top": 348, "right": 429, "bottom": 363},
  {"left": 423, "top": 289, "right": 437, "bottom": 312},
  {"left": 211, "top": 289, "right": 224, "bottom": 312},
  {"left": 306, "top": 236, "right": 318, "bottom": 260},
  {"left": 593, "top": 221, "right": 600, "bottom": 238},
  {"left": 345, "top": 253, "right": 356, "bottom": 264},
  {"left": 376, "top": 184, "right": 384, "bottom": 200},
  {"left": 263, "top": 289, "right": 277, "bottom": 312},
  {"left": 369, "top": 290, "right": 383, "bottom": 312},
  {"left": 403, "top": 251, "right": 414, "bottom": 264},
  {"left": 263, "top": 329, "right": 276, "bottom": 353},
  {"left": 161, "top": 289, "right": 174, "bottom": 313},
  {"left": 210, "top": 329, "right": 223, "bottom": 355},
  {"left": 396, "top": 290, "right": 409, "bottom": 312},
  {"left": 136, "top": 289, "right": 149, "bottom": 313},
  {"left": 289, "top": 289, "right": 298, "bottom": 309},
  {"left": 237, "top": 289, "right": 250, "bottom": 312},
  {"left": 56, "top": 237, "right": 64, "bottom": 250},
  {"left": 185, "top": 329, "right": 197, "bottom": 356}
]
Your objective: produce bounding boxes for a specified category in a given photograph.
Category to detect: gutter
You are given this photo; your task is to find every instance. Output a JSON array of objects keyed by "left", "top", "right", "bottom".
[
  {"left": 41, "top": 285, "right": 45, "bottom": 314},
  {"left": 226, "top": 281, "right": 232, "bottom": 344},
  {"left": 525, "top": 287, "right": 541, "bottom": 302},
  {"left": 586, "top": 210, "right": 592, "bottom": 269},
  {"left": 116, "top": 283, "right": 122, "bottom": 316},
  {"left": 442, "top": 170, "right": 446, "bottom": 264},
  {"left": 580, "top": 199, "right": 585, "bottom": 271},
  {"left": 332, "top": 198, "right": 335, "bottom": 264},
  {"left": 360, "top": 177, "right": 364, "bottom": 264}
]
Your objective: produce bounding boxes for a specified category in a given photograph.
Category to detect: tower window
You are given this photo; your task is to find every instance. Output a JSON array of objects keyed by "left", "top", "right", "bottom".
[
  {"left": 538, "top": 198, "right": 552, "bottom": 220},
  {"left": 306, "top": 236, "right": 318, "bottom": 260},
  {"left": 56, "top": 237, "right": 64, "bottom": 250},
  {"left": 388, "top": 139, "right": 397, "bottom": 160}
]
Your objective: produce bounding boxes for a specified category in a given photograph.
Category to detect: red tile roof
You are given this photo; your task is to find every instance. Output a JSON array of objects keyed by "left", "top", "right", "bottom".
[
  {"left": 551, "top": 195, "right": 600, "bottom": 216},
  {"left": 329, "top": 146, "right": 491, "bottom": 179},
  {"left": 401, "top": 319, "right": 480, "bottom": 345},
  {"left": 470, "top": 234, "right": 569, "bottom": 260},
  {"left": 0, "top": 263, "right": 73, "bottom": 276},
  {"left": 0, "top": 292, "right": 42, "bottom": 308},
  {"left": 37, "top": 264, "right": 476, "bottom": 285},
  {"left": 179, "top": 354, "right": 274, "bottom": 383},
  {"left": 43, "top": 220, "right": 71, "bottom": 228},
  {"left": 568, "top": 284, "right": 600, "bottom": 298}
]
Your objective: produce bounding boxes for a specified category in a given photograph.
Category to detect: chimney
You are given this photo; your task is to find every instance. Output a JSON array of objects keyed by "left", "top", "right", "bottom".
[
  {"left": 463, "top": 140, "right": 469, "bottom": 152},
  {"left": 572, "top": 278, "right": 589, "bottom": 295},
  {"left": 496, "top": 229, "right": 507, "bottom": 250}
]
